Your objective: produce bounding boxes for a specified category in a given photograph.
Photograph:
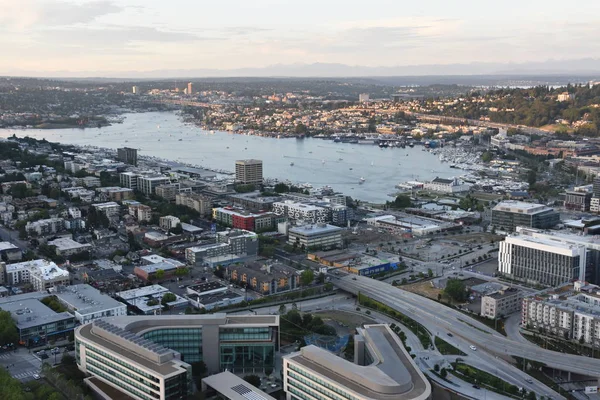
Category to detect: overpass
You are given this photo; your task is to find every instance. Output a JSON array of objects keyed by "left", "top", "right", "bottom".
[{"left": 333, "top": 274, "right": 600, "bottom": 378}]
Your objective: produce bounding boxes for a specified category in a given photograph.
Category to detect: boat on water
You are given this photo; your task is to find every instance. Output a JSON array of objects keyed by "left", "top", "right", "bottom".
[
  {"left": 349, "top": 167, "right": 353, "bottom": 170},
  {"left": 359, "top": 177, "right": 366, "bottom": 184},
  {"left": 178, "top": 139, "right": 182, "bottom": 141},
  {"left": 290, "top": 162, "right": 294, "bottom": 166},
  {"left": 322, "top": 160, "right": 325, "bottom": 164}
]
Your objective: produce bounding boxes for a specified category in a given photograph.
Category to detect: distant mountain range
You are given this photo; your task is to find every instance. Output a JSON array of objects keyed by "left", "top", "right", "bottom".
[{"left": 4, "top": 58, "right": 600, "bottom": 80}]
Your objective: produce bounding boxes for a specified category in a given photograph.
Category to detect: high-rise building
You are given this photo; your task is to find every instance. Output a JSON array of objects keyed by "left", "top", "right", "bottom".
[
  {"left": 491, "top": 200, "right": 560, "bottom": 232},
  {"left": 117, "top": 147, "right": 138, "bottom": 166},
  {"left": 187, "top": 82, "right": 193, "bottom": 95},
  {"left": 359, "top": 93, "right": 370, "bottom": 102},
  {"left": 235, "top": 159, "right": 263, "bottom": 185},
  {"left": 132, "top": 85, "right": 140, "bottom": 95}
]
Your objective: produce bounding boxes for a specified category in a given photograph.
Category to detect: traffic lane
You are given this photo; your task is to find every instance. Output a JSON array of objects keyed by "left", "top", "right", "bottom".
[
  {"left": 230, "top": 294, "right": 351, "bottom": 316},
  {"left": 335, "top": 276, "right": 600, "bottom": 377}
]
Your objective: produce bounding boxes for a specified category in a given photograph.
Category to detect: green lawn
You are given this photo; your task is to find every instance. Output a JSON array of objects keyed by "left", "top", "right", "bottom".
[{"left": 434, "top": 336, "right": 466, "bottom": 356}]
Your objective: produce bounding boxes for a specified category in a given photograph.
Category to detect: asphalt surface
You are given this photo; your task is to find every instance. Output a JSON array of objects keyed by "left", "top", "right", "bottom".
[
  {"left": 331, "top": 274, "right": 596, "bottom": 399},
  {"left": 0, "top": 348, "right": 42, "bottom": 382}
]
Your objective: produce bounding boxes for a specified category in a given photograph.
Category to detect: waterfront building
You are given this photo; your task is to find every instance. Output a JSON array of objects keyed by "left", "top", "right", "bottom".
[
  {"left": 491, "top": 200, "right": 560, "bottom": 232},
  {"left": 423, "top": 177, "right": 471, "bottom": 193},
  {"left": 283, "top": 324, "right": 431, "bottom": 400},
  {"left": 235, "top": 159, "right": 263, "bottom": 185},
  {"left": 75, "top": 314, "right": 279, "bottom": 400},
  {"left": 287, "top": 224, "right": 343, "bottom": 250},
  {"left": 117, "top": 147, "right": 138, "bottom": 166}
]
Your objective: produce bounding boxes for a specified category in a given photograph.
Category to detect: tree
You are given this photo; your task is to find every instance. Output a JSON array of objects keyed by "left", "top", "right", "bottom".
[
  {"left": 392, "top": 195, "right": 412, "bottom": 209},
  {"left": 170, "top": 223, "right": 183, "bottom": 235},
  {"left": 279, "top": 304, "right": 287, "bottom": 314},
  {"left": 317, "top": 272, "right": 325, "bottom": 284},
  {"left": 243, "top": 375, "right": 261, "bottom": 387},
  {"left": 61, "top": 353, "right": 76, "bottom": 366},
  {"left": 154, "top": 269, "right": 165, "bottom": 281},
  {"left": 300, "top": 269, "right": 315, "bottom": 287},
  {"left": 175, "top": 267, "right": 189, "bottom": 276},
  {"left": 444, "top": 279, "right": 468, "bottom": 302},
  {"left": 427, "top": 268, "right": 433, "bottom": 278},
  {"left": 481, "top": 151, "right": 493, "bottom": 163},
  {"left": 0, "top": 311, "right": 18, "bottom": 346},
  {"left": 161, "top": 293, "right": 177, "bottom": 305},
  {"left": 440, "top": 368, "right": 447, "bottom": 378}
]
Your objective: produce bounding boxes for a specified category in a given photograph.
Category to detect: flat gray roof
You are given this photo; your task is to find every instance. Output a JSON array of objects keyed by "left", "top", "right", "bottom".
[
  {"left": 55, "top": 284, "right": 126, "bottom": 316},
  {"left": 0, "top": 297, "right": 73, "bottom": 330},
  {"left": 202, "top": 371, "right": 277, "bottom": 400}
]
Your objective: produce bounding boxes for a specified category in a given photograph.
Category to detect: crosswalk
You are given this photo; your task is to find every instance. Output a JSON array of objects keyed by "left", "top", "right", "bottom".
[
  {"left": 0, "top": 353, "right": 12, "bottom": 360},
  {"left": 12, "top": 370, "right": 37, "bottom": 380}
]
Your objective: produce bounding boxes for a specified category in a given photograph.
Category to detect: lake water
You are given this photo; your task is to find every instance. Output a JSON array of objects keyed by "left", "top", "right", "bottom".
[{"left": 0, "top": 112, "right": 457, "bottom": 202}]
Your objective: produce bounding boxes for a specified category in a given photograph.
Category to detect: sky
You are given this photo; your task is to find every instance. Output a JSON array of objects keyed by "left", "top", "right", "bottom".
[{"left": 0, "top": 0, "right": 599, "bottom": 76}]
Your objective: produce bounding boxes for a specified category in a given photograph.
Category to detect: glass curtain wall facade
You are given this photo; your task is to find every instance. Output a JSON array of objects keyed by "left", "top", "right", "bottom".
[
  {"left": 142, "top": 328, "right": 203, "bottom": 364},
  {"left": 219, "top": 327, "right": 274, "bottom": 373}
]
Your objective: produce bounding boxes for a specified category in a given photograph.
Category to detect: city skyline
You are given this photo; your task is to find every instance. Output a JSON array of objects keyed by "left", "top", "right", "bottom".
[{"left": 1, "top": 0, "right": 599, "bottom": 77}]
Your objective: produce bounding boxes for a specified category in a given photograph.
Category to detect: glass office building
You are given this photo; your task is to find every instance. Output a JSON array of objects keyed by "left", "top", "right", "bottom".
[{"left": 75, "top": 314, "right": 279, "bottom": 400}]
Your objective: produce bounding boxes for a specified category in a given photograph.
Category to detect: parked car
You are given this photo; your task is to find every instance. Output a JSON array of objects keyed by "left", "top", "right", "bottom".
[{"left": 469, "top": 345, "right": 477, "bottom": 351}]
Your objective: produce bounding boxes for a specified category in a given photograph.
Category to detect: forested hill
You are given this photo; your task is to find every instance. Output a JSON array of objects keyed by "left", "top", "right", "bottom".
[{"left": 425, "top": 84, "right": 600, "bottom": 136}]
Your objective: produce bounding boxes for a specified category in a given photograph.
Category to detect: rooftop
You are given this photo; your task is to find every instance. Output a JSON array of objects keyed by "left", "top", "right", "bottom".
[
  {"left": 493, "top": 200, "right": 554, "bottom": 214},
  {"left": 285, "top": 324, "right": 430, "bottom": 400},
  {"left": 54, "top": 284, "right": 126, "bottom": 316},
  {"left": 47, "top": 237, "right": 92, "bottom": 252},
  {"left": 0, "top": 296, "right": 73, "bottom": 330},
  {"left": 0, "top": 242, "right": 19, "bottom": 252},
  {"left": 288, "top": 224, "right": 342, "bottom": 236},
  {"left": 202, "top": 371, "right": 277, "bottom": 400},
  {"left": 187, "top": 281, "right": 227, "bottom": 294}
]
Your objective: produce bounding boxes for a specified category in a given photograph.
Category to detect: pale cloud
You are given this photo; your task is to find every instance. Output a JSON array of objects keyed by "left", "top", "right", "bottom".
[{"left": 0, "top": 0, "right": 122, "bottom": 30}]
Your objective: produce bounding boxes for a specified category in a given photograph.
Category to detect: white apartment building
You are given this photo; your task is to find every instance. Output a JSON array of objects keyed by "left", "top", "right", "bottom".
[
  {"left": 499, "top": 230, "right": 587, "bottom": 287},
  {"left": 159, "top": 215, "right": 180, "bottom": 231},
  {"left": 273, "top": 200, "right": 329, "bottom": 224},
  {"left": 119, "top": 172, "right": 139, "bottom": 190},
  {"left": 137, "top": 176, "right": 171, "bottom": 195},
  {"left": 68, "top": 207, "right": 82, "bottom": 219},
  {"left": 5, "top": 259, "right": 70, "bottom": 291},
  {"left": 287, "top": 224, "right": 343, "bottom": 250},
  {"left": 47, "top": 237, "right": 92, "bottom": 257},
  {"left": 522, "top": 281, "right": 600, "bottom": 346},
  {"left": 423, "top": 177, "right": 471, "bottom": 193},
  {"left": 25, "top": 218, "right": 65, "bottom": 236}
]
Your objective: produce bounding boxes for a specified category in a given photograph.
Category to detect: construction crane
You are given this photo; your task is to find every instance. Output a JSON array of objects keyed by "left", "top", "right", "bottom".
[{"left": 352, "top": 222, "right": 360, "bottom": 235}]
